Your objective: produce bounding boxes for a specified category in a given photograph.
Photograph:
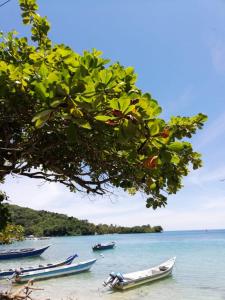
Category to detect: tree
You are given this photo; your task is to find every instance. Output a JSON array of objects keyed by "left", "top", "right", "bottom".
[
  {"left": 0, "top": 192, "right": 11, "bottom": 229},
  {"left": 0, "top": 0, "right": 207, "bottom": 227},
  {"left": 0, "top": 224, "right": 24, "bottom": 244}
]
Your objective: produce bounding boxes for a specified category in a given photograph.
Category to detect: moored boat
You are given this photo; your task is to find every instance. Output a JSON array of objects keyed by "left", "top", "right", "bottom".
[
  {"left": 0, "top": 254, "right": 77, "bottom": 278},
  {"left": 13, "top": 258, "right": 97, "bottom": 283},
  {"left": 0, "top": 245, "right": 50, "bottom": 260},
  {"left": 92, "top": 242, "right": 115, "bottom": 251},
  {"left": 103, "top": 257, "right": 176, "bottom": 290}
]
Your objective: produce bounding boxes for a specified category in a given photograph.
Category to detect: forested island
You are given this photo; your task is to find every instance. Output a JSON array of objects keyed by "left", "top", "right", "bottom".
[{"left": 7, "top": 204, "right": 163, "bottom": 237}]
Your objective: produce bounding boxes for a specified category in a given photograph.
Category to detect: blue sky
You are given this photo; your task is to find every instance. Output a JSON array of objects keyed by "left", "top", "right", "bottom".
[{"left": 1, "top": 0, "right": 225, "bottom": 230}]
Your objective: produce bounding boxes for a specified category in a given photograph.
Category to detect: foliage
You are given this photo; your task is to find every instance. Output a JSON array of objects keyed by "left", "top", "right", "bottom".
[
  {"left": 0, "top": 191, "right": 11, "bottom": 230},
  {"left": 8, "top": 204, "right": 163, "bottom": 236},
  {"left": 0, "top": 0, "right": 207, "bottom": 221},
  {"left": 0, "top": 223, "right": 24, "bottom": 244}
]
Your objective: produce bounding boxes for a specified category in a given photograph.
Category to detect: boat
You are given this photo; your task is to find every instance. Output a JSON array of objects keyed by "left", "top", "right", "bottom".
[
  {"left": 92, "top": 242, "right": 115, "bottom": 251},
  {"left": 103, "top": 257, "right": 176, "bottom": 290},
  {"left": 0, "top": 254, "right": 78, "bottom": 278},
  {"left": 26, "top": 235, "right": 38, "bottom": 241},
  {"left": 0, "top": 245, "right": 50, "bottom": 260},
  {"left": 13, "top": 258, "right": 97, "bottom": 283}
]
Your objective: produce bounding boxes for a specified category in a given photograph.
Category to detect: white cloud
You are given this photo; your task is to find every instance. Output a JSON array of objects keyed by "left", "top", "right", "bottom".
[
  {"left": 2, "top": 175, "right": 64, "bottom": 210},
  {"left": 186, "top": 165, "right": 225, "bottom": 186},
  {"left": 81, "top": 198, "right": 225, "bottom": 231},
  {"left": 204, "top": 197, "right": 225, "bottom": 210}
]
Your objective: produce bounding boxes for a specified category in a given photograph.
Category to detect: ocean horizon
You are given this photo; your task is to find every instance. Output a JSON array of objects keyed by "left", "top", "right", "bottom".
[{"left": 164, "top": 228, "right": 225, "bottom": 232}]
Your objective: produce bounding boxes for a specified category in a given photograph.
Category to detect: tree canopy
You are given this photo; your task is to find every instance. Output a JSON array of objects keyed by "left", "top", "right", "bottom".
[
  {"left": 0, "top": 223, "right": 24, "bottom": 244},
  {"left": 0, "top": 0, "right": 207, "bottom": 229}
]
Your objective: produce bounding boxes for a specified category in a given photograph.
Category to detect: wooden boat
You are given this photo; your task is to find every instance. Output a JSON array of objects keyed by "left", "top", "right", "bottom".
[
  {"left": 0, "top": 245, "right": 50, "bottom": 260},
  {"left": 13, "top": 258, "right": 97, "bottom": 283},
  {"left": 0, "top": 254, "right": 78, "bottom": 278},
  {"left": 92, "top": 242, "right": 115, "bottom": 251},
  {"left": 103, "top": 257, "right": 176, "bottom": 290}
]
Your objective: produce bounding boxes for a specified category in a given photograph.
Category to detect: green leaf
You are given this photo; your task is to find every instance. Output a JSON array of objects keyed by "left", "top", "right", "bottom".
[
  {"left": 148, "top": 120, "right": 160, "bottom": 136},
  {"left": 0, "top": 61, "right": 8, "bottom": 72},
  {"left": 167, "top": 142, "right": 185, "bottom": 152},
  {"left": 171, "top": 153, "right": 180, "bottom": 164},
  {"left": 150, "top": 183, "right": 157, "bottom": 190},
  {"left": 29, "top": 52, "right": 44, "bottom": 61},
  {"left": 80, "top": 121, "right": 91, "bottom": 129},
  {"left": 50, "top": 100, "right": 63, "bottom": 108},
  {"left": 125, "top": 66, "right": 134, "bottom": 75},
  {"left": 35, "top": 118, "right": 46, "bottom": 128},
  {"left": 197, "top": 113, "right": 208, "bottom": 123},
  {"left": 35, "top": 82, "right": 48, "bottom": 99},
  {"left": 47, "top": 72, "right": 59, "bottom": 83},
  {"left": 99, "top": 69, "right": 112, "bottom": 84},
  {"left": 70, "top": 107, "right": 83, "bottom": 118},
  {"left": 95, "top": 115, "right": 112, "bottom": 121},
  {"left": 74, "top": 119, "right": 92, "bottom": 129},
  {"left": 32, "top": 109, "right": 53, "bottom": 122},
  {"left": 92, "top": 48, "right": 103, "bottom": 57},
  {"left": 139, "top": 97, "right": 162, "bottom": 118},
  {"left": 110, "top": 97, "right": 131, "bottom": 114}
]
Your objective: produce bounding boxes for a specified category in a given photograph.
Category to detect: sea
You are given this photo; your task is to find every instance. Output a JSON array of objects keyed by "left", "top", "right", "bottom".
[{"left": 0, "top": 230, "right": 225, "bottom": 300}]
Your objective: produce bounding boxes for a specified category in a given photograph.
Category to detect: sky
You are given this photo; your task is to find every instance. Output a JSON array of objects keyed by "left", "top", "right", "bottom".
[{"left": 1, "top": 0, "right": 225, "bottom": 230}]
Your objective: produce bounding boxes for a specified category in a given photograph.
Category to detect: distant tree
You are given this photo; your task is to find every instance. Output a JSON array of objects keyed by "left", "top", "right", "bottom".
[
  {"left": 0, "top": 0, "right": 207, "bottom": 227},
  {"left": 8, "top": 204, "right": 162, "bottom": 236},
  {"left": 153, "top": 226, "right": 163, "bottom": 232}
]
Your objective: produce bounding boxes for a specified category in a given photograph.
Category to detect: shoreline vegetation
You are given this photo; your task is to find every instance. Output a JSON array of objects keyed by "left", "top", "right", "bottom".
[{"left": 7, "top": 204, "right": 163, "bottom": 237}]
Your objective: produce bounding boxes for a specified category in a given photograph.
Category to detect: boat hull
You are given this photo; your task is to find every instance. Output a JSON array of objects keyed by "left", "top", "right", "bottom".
[
  {"left": 115, "top": 268, "right": 173, "bottom": 290},
  {"left": 0, "top": 254, "right": 77, "bottom": 278},
  {"left": 92, "top": 243, "right": 115, "bottom": 251},
  {"left": 15, "top": 259, "right": 97, "bottom": 283},
  {"left": 0, "top": 245, "right": 50, "bottom": 260}
]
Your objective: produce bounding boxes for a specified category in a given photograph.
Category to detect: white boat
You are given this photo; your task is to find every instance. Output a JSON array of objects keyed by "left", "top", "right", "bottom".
[
  {"left": 37, "top": 237, "right": 51, "bottom": 240},
  {"left": 103, "top": 257, "right": 176, "bottom": 290},
  {"left": 13, "top": 258, "right": 97, "bottom": 283}
]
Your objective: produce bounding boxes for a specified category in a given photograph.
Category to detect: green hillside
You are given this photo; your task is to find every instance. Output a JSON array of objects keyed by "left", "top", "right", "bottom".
[{"left": 7, "top": 204, "right": 163, "bottom": 236}]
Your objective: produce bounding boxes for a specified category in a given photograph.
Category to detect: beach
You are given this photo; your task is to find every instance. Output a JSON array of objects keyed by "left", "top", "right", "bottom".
[{"left": 0, "top": 230, "right": 225, "bottom": 299}]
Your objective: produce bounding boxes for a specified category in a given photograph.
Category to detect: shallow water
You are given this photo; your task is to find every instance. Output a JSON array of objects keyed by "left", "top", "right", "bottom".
[{"left": 0, "top": 230, "right": 225, "bottom": 300}]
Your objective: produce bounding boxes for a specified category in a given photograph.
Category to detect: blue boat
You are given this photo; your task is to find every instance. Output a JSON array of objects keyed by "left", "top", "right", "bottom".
[
  {"left": 92, "top": 242, "right": 115, "bottom": 251},
  {"left": 13, "top": 259, "right": 97, "bottom": 283},
  {"left": 0, "top": 254, "right": 77, "bottom": 278},
  {"left": 0, "top": 245, "right": 50, "bottom": 260}
]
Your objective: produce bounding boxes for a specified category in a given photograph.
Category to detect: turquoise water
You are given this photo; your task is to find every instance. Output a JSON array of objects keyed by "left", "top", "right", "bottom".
[{"left": 0, "top": 230, "right": 225, "bottom": 299}]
